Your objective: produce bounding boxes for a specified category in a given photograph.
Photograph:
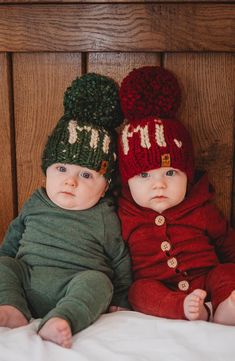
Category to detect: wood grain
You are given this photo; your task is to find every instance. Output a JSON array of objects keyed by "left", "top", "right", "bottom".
[
  {"left": 0, "top": 4, "right": 234, "bottom": 52},
  {"left": 0, "top": 53, "right": 15, "bottom": 242},
  {"left": 165, "top": 53, "right": 235, "bottom": 220},
  {"left": 13, "top": 53, "right": 82, "bottom": 209},
  {"left": 87, "top": 52, "right": 161, "bottom": 85}
]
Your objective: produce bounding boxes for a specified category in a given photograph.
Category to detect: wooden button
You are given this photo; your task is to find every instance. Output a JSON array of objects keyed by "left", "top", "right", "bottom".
[
  {"left": 155, "top": 215, "right": 165, "bottom": 226},
  {"left": 161, "top": 241, "right": 171, "bottom": 252},
  {"left": 167, "top": 257, "right": 178, "bottom": 268},
  {"left": 178, "top": 280, "right": 189, "bottom": 291}
]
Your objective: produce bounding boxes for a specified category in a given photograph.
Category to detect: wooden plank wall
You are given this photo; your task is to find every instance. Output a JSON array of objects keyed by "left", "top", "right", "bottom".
[{"left": 0, "top": 1, "right": 234, "bottom": 242}]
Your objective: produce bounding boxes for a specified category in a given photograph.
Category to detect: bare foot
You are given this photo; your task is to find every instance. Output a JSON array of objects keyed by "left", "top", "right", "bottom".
[
  {"left": 38, "top": 317, "right": 72, "bottom": 348},
  {"left": 184, "top": 289, "right": 208, "bottom": 321},
  {"left": 214, "top": 290, "right": 235, "bottom": 325},
  {"left": 0, "top": 305, "right": 28, "bottom": 328}
]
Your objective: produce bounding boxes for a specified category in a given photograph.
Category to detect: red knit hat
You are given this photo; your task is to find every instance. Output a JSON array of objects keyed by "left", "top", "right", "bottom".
[{"left": 118, "top": 66, "right": 195, "bottom": 183}]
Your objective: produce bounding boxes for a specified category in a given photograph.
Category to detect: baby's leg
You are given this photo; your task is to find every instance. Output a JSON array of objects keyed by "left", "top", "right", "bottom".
[
  {"left": 213, "top": 290, "right": 235, "bottom": 325},
  {"left": 38, "top": 270, "right": 113, "bottom": 345},
  {"left": 39, "top": 317, "right": 72, "bottom": 348},
  {"left": 0, "top": 305, "right": 28, "bottom": 328},
  {"left": 0, "top": 257, "right": 31, "bottom": 327},
  {"left": 183, "top": 289, "right": 208, "bottom": 321},
  {"left": 129, "top": 279, "right": 187, "bottom": 319}
]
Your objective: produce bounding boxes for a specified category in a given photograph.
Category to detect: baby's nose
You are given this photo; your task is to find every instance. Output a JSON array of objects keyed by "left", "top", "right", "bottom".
[
  {"left": 153, "top": 178, "right": 166, "bottom": 189},
  {"left": 65, "top": 176, "right": 78, "bottom": 187}
]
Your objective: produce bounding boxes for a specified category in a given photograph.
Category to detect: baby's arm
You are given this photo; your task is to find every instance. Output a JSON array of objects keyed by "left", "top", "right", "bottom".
[
  {"left": 0, "top": 214, "right": 25, "bottom": 257},
  {"left": 205, "top": 202, "right": 235, "bottom": 263}
]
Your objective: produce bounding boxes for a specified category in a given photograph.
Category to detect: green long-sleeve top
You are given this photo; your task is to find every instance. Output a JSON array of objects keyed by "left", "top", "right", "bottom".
[{"left": 0, "top": 188, "right": 132, "bottom": 308}]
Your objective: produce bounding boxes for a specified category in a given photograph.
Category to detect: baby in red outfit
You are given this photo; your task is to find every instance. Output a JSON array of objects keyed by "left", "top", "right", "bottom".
[{"left": 118, "top": 66, "right": 235, "bottom": 324}]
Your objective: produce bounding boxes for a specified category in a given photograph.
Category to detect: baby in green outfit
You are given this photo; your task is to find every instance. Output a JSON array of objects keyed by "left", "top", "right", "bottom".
[{"left": 0, "top": 74, "right": 132, "bottom": 348}]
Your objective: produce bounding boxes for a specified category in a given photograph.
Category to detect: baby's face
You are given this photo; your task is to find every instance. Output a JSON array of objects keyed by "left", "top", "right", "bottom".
[
  {"left": 128, "top": 167, "right": 187, "bottom": 214},
  {"left": 46, "top": 163, "right": 107, "bottom": 210}
]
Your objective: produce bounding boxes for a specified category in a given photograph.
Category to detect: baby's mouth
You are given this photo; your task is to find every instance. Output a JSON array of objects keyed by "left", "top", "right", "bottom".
[
  {"left": 152, "top": 195, "right": 166, "bottom": 200},
  {"left": 60, "top": 191, "right": 74, "bottom": 196}
]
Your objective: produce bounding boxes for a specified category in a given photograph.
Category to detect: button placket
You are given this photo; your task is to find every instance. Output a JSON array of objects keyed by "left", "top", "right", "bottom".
[{"left": 154, "top": 216, "right": 184, "bottom": 281}]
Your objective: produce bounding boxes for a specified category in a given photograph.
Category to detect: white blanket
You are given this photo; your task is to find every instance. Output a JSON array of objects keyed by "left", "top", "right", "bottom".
[{"left": 0, "top": 311, "right": 234, "bottom": 361}]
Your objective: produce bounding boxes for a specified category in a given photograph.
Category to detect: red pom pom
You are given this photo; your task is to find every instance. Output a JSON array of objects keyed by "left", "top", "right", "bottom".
[{"left": 120, "top": 66, "right": 181, "bottom": 122}]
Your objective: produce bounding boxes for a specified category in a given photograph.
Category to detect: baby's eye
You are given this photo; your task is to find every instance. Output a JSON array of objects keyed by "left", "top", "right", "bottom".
[
  {"left": 56, "top": 165, "right": 67, "bottom": 173},
  {"left": 80, "top": 172, "right": 92, "bottom": 179},
  {"left": 139, "top": 172, "right": 150, "bottom": 178},
  {"left": 166, "top": 169, "right": 176, "bottom": 176}
]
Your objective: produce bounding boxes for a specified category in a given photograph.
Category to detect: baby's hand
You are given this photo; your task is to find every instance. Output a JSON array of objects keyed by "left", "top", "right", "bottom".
[{"left": 108, "top": 306, "right": 129, "bottom": 313}]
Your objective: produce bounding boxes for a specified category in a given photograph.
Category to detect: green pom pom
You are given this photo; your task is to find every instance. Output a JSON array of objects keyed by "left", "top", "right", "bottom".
[{"left": 63, "top": 73, "right": 123, "bottom": 130}]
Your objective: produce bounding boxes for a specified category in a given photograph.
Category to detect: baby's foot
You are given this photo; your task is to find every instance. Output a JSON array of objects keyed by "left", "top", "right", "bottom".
[
  {"left": 184, "top": 289, "right": 208, "bottom": 321},
  {"left": 214, "top": 290, "right": 235, "bottom": 325},
  {"left": 0, "top": 305, "right": 28, "bottom": 328},
  {"left": 39, "top": 317, "right": 72, "bottom": 348}
]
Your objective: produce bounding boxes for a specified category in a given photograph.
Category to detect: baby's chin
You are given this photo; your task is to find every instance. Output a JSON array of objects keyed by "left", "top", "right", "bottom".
[
  {"left": 148, "top": 200, "right": 169, "bottom": 214},
  {"left": 50, "top": 197, "right": 97, "bottom": 211},
  {"left": 149, "top": 206, "right": 166, "bottom": 214},
  {"left": 53, "top": 200, "right": 86, "bottom": 211}
]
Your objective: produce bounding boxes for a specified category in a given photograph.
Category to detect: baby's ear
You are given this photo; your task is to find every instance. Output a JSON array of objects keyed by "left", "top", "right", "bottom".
[
  {"left": 104, "top": 182, "right": 110, "bottom": 194},
  {"left": 101, "top": 182, "right": 109, "bottom": 197}
]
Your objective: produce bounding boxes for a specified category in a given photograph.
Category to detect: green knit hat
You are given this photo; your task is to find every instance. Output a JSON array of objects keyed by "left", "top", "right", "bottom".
[{"left": 41, "top": 73, "right": 123, "bottom": 179}]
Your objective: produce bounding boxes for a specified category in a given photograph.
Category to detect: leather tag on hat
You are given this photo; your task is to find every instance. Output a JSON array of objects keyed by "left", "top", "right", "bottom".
[
  {"left": 99, "top": 160, "right": 109, "bottom": 175},
  {"left": 161, "top": 153, "right": 171, "bottom": 167}
]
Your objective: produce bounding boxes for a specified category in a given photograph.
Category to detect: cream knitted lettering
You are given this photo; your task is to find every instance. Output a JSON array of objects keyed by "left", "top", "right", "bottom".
[
  {"left": 140, "top": 125, "right": 151, "bottom": 149},
  {"left": 155, "top": 123, "right": 166, "bottom": 147},
  {"left": 122, "top": 124, "right": 151, "bottom": 155},
  {"left": 68, "top": 120, "right": 78, "bottom": 144},
  {"left": 103, "top": 134, "right": 111, "bottom": 154},
  {"left": 174, "top": 139, "right": 182, "bottom": 148},
  {"left": 77, "top": 125, "right": 99, "bottom": 150},
  {"left": 122, "top": 124, "right": 131, "bottom": 155},
  {"left": 90, "top": 129, "right": 99, "bottom": 149}
]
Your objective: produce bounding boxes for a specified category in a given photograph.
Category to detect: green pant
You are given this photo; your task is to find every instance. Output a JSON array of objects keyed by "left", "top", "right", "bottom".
[{"left": 0, "top": 256, "right": 113, "bottom": 333}]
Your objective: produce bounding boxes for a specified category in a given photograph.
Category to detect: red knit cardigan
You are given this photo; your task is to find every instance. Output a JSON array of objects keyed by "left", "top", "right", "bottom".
[{"left": 118, "top": 173, "right": 235, "bottom": 284}]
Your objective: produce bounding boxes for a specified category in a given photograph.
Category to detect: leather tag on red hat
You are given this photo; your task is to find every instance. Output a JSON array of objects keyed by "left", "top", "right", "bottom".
[{"left": 161, "top": 153, "right": 171, "bottom": 167}]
